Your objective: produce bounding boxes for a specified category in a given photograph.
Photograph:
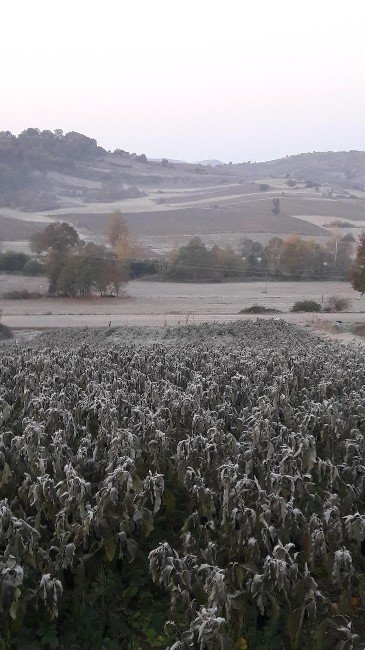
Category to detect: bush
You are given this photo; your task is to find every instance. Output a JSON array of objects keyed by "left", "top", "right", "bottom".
[
  {"left": 0, "top": 322, "right": 13, "bottom": 339},
  {"left": 323, "top": 295, "right": 351, "bottom": 312},
  {"left": 23, "top": 258, "right": 45, "bottom": 275},
  {"left": 0, "top": 309, "right": 12, "bottom": 339},
  {"left": 0, "top": 251, "right": 28, "bottom": 272},
  {"left": 291, "top": 299, "right": 321, "bottom": 312},
  {"left": 239, "top": 304, "right": 281, "bottom": 314}
]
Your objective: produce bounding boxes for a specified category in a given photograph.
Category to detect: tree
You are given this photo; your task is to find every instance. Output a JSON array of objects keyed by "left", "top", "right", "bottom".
[
  {"left": 324, "top": 234, "right": 354, "bottom": 279},
  {"left": 167, "top": 238, "right": 212, "bottom": 281},
  {"left": 166, "top": 238, "right": 245, "bottom": 282},
  {"left": 29, "top": 222, "right": 80, "bottom": 295},
  {"left": 161, "top": 159, "right": 169, "bottom": 168},
  {"left": 272, "top": 198, "right": 281, "bottom": 215},
  {"left": 30, "top": 222, "right": 80, "bottom": 255},
  {"left": 278, "top": 236, "right": 327, "bottom": 279},
  {"left": 29, "top": 222, "right": 126, "bottom": 297},
  {"left": 264, "top": 237, "right": 285, "bottom": 276},
  {"left": 114, "top": 219, "right": 142, "bottom": 273},
  {"left": 351, "top": 232, "right": 365, "bottom": 294},
  {"left": 107, "top": 211, "right": 125, "bottom": 248},
  {"left": 240, "top": 238, "right": 264, "bottom": 274}
]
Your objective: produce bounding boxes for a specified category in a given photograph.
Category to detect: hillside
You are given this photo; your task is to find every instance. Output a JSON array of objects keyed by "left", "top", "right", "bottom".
[
  {"left": 0, "top": 129, "right": 234, "bottom": 211},
  {"left": 230, "top": 150, "right": 365, "bottom": 190},
  {"left": 1, "top": 129, "right": 365, "bottom": 254}
]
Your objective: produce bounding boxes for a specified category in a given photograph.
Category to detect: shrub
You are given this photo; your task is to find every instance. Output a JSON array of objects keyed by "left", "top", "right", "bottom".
[
  {"left": 0, "top": 251, "right": 28, "bottom": 272},
  {"left": 239, "top": 304, "right": 281, "bottom": 314},
  {"left": 23, "top": 258, "right": 45, "bottom": 275},
  {"left": 0, "top": 309, "right": 12, "bottom": 339},
  {"left": 0, "top": 322, "right": 13, "bottom": 339},
  {"left": 291, "top": 299, "right": 321, "bottom": 312},
  {"left": 323, "top": 295, "right": 351, "bottom": 312}
]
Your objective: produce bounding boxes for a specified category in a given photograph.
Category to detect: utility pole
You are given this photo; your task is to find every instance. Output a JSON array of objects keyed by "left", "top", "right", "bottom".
[{"left": 263, "top": 267, "right": 268, "bottom": 293}]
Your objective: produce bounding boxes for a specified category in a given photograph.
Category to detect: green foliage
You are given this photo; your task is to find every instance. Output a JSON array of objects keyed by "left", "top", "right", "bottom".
[
  {"left": 166, "top": 237, "right": 245, "bottom": 281},
  {"left": 239, "top": 304, "right": 281, "bottom": 314},
  {"left": 0, "top": 251, "right": 28, "bottom": 273},
  {"left": 351, "top": 232, "right": 365, "bottom": 294},
  {"left": 130, "top": 259, "right": 160, "bottom": 279},
  {"left": 291, "top": 299, "right": 322, "bottom": 312},
  {"left": 271, "top": 197, "right": 281, "bottom": 214},
  {"left": 30, "top": 222, "right": 126, "bottom": 297},
  {"left": 0, "top": 251, "right": 45, "bottom": 275},
  {"left": 0, "top": 322, "right": 13, "bottom": 339},
  {"left": 23, "top": 258, "right": 45, "bottom": 275}
]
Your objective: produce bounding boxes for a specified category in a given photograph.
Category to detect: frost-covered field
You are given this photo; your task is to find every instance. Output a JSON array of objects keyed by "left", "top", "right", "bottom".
[
  {"left": 1, "top": 320, "right": 365, "bottom": 648},
  {"left": 0, "top": 278, "right": 362, "bottom": 331}
]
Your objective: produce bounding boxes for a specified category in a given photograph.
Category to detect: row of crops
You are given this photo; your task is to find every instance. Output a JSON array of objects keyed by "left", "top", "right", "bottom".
[{"left": 0, "top": 320, "right": 365, "bottom": 648}]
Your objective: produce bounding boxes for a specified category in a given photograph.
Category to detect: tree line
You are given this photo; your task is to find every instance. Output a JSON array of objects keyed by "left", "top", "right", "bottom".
[
  {"left": 166, "top": 233, "right": 355, "bottom": 282},
  {"left": 2, "top": 211, "right": 361, "bottom": 296}
]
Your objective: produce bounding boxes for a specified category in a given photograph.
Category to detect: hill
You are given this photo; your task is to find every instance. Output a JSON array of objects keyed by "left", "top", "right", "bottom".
[
  {"left": 1, "top": 129, "right": 365, "bottom": 254},
  {"left": 231, "top": 150, "right": 365, "bottom": 190}
]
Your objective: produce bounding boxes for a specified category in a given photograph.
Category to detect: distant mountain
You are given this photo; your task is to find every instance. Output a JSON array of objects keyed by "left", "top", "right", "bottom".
[
  {"left": 148, "top": 157, "right": 188, "bottom": 164},
  {"left": 196, "top": 159, "right": 224, "bottom": 167}
]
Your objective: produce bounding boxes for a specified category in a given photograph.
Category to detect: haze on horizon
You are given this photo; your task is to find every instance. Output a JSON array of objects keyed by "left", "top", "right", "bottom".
[{"left": 1, "top": 0, "right": 364, "bottom": 163}]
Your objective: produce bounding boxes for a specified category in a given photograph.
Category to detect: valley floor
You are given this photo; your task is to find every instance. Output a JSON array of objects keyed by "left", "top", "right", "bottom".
[{"left": 0, "top": 278, "right": 364, "bottom": 339}]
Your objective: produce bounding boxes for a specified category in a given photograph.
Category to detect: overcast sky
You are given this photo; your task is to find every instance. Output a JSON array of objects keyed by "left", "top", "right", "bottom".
[{"left": 1, "top": 0, "right": 364, "bottom": 162}]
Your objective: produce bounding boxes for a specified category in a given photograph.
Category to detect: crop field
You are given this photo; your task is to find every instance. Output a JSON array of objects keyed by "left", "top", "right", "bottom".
[{"left": 0, "top": 320, "right": 365, "bottom": 648}]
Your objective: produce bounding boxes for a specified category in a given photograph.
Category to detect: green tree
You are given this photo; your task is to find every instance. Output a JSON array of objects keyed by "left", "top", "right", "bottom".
[
  {"left": 29, "top": 222, "right": 126, "bottom": 297},
  {"left": 30, "top": 222, "right": 80, "bottom": 255},
  {"left": 30, "top": 223, "right": 80, "bottom": 295},
  {"left": 240, "top": 238, "right": 265, "bottom": 275},
  {"left": 167, "top": 238, "right": 211, "bottom": 281},
  {"left": 351, "top": 232, "right": 365, "bottom": 294},
  {"left": 278, "top": 236, "right": 327, "bottom": 279},
  {"left": 272, "top": 197, "right": 281, "bottom": 215}
]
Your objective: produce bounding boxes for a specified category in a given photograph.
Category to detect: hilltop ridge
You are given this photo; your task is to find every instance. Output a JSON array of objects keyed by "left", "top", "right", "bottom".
[{"left": 1, "top": 128, "right": 365, "bottom": 212}]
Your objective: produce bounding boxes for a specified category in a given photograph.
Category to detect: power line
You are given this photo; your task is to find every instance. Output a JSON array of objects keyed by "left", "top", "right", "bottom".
[{"left": 32, "top": 252, "right": 349, "bottom": 280}]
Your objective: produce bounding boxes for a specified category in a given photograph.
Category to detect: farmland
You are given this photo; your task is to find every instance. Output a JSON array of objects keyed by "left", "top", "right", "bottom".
[
  {"left": 0, "top": 320, "right": 365, "bottom": 648},
  {"left": 3, "top": 142, "right": 365, "bottom": 257},
  {"left": 0, "top": 277, "right": 362, "bottom": 331},
  {"left": 2, "top": 133, "right": 365, "bottom": 265}
]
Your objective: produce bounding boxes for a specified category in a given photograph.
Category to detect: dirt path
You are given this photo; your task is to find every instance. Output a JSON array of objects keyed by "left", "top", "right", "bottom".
[{"left": 2, "top": 311, "right": 364, "bottom": 330}]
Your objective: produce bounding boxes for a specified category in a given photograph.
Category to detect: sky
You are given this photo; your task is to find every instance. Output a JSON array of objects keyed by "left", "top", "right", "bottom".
[{"left": 1, "top": 0, "right": 365, "bottom": 163}]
